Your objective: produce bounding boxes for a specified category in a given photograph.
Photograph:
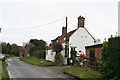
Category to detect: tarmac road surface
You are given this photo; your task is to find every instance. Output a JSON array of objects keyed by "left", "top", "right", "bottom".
[{"left": 6, "top": 57, "right": 71, "bottom": 80}]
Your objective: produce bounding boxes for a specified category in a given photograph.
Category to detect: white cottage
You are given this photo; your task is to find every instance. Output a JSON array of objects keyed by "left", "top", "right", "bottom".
[{"left": 46, "top": 16, "right": 96, "bottom": 64}]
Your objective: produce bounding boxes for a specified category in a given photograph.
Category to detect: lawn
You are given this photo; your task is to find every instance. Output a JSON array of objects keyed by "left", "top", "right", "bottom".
[
  {"left": 63, "top": 66, "right": 103, "bottom": 79},
  {"left": 19, "top": 57, "right": 56, "bottom": 66}
]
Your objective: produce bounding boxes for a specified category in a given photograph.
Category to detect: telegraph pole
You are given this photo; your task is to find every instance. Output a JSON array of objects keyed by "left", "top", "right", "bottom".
[
  {"left": 65, "top": 17, "right": 68, "bottom": 58},
  {"left": 65, "top": 17, "right": 68, "bottom": 65},
  {"left": 66, "top": 17, "right": 67, "bottom": 33},
  {"left": 0, "top": 28, "right": 1, "bottom": 33}
]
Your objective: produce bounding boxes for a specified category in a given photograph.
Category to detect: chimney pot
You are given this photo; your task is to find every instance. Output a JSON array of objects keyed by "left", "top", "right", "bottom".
[
  {"left": 78, "top": 16, "right": 85, "bottom": 28},
  {"left": 62, "top": 27, "right": 67, "bottom": 36}
]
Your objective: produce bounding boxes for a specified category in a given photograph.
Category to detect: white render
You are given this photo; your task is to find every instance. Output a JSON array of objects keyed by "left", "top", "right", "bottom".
[
  {"left": 46, "top": 42, "right": 68, "bottom": 64},
  {"left": 61, "top": 42, "right": 68, "bottom": 64},
  {"left": 46, "top": 27, "right": 95, "bottom": 63},
  {"left": 69, "top": 27, "right": 95, "bottom": 58},
  {"left": 46, "top": 49, "right": 56, "bottom": 62},
  {"left": 61, "top": 42, "right": 65, "bottom": 56},
  {"left": 46, "top": 43, "right": 67, "bottom": 63}
]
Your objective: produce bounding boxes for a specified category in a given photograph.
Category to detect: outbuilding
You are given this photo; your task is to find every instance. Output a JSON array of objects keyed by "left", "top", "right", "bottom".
[{"left": 85, "top": 43, "right": 102, "bottom": 70}]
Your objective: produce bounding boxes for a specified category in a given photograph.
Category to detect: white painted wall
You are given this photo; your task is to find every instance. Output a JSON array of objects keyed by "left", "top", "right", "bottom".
[
  {"left": 61, "top": 42, "right": 65, "bottom": 56},
  {"left": 61, "top": 42, "right": 68, "bottom": 65},
  {"left": 46, "top": 49, "right": 56, "bottom": 62},
  {"left": 46, "top": 27, "right": 95, "bottom": 64},
  {"left": 45, "top": 42, "right": 66, "bottom": 63},
  {"left": 69, "top": 27, "right": 95, "bottom": 58}
]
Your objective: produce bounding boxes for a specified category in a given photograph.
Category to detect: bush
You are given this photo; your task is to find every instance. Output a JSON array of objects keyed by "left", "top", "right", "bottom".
[
  {"left": 100, "top": 37, "right": 120, "bottom": 79},
  {"left": 32, "top": 50, "right": 45, "bottom": 59},
  {"left": 55, "top": 53, "right": 63, "bottom": 66},
  {"left": 53, "top": 42, "right": 63, "bottom": 53}
]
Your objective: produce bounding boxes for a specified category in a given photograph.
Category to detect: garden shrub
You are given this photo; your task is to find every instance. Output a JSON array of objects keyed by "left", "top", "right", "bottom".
[
  {"left": 100, "top": 37, "right": 120, "bottom": 79},
  {"left": 55, "top": 53, "right": 63, "bottom": 66},
  {"left": 32, "top": 50, "right": 45, "bottom": 59}
]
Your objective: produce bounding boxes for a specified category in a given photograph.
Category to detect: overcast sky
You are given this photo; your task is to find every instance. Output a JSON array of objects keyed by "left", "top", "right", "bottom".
[{"left": 0, "top": 0, "right": 119, "bottom": 46}]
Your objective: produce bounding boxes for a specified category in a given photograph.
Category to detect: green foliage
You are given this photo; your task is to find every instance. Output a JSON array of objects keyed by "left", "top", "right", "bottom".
[
  {"left": 6, "top": 43, "right": 11, "bottom": 54},
  {"left": 32, "top": 50, "right": 45, "bottom": 59},
  {"left": 52, "top": 42, "right": 63, "bottom": 54},
  {"left": 1, "top": 42, "right": 7, "bottom": 54},
  {"left": 53, "top": 42, "right": 63, "bottom": 65},
  {"left": 11, "top": 44, "right": 21, "bottom": 56},
  {"left": 32, "top": 50, "right": 40, "bottom": 57},
  {"left": 1, "top": 42, "right": 21, "bottom": 56},
  {"left": 38, "top": 50, "right": 45, "bottom": 59},
  {"left": 55, "top": 53, "right": 63, "bottom": 66},
  {"left": 29, "top": 39, "right": 46, "bottom": 59},
  {"left": 100, "top": 37, "right": 120, "bottom": 78},
  {"left": 29, "top": 39, "right": 46, "bottom": 50}
]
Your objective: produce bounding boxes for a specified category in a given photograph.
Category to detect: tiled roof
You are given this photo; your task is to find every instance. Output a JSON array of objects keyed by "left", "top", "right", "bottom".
[
  {"left": 51, "top": 29, "right": 77, "bottom": 42},
  {"left": 67, "top": 29, "right": 77, "bottom": 37}
]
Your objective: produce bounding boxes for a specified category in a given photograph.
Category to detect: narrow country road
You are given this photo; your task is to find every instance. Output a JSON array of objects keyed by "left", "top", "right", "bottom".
[{"left": 5, "top": 57, "right": 70, "bottom": 79}]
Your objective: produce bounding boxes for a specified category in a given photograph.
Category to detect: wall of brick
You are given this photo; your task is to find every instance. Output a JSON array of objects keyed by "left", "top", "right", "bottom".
[
  {"left": 86, "top": 47, "right": 102, "bottom": 62},
  {"left": 85, "top": 44, "right": 102, "bottom": 70}
]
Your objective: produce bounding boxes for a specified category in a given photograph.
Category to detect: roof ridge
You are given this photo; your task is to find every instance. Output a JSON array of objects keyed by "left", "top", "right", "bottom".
[
  {"left": 84, "top": 27, "right": 96, "bottom": 41},
  {"left": 51, "top": 28, "right": 77, "bottom": 42}
]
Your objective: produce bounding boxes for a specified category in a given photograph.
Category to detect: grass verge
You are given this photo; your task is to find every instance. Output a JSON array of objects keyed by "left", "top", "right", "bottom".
[
  {"left": 6, "top": 56, "right": 16, "bottom": 59},
  {"left": 0, "top": 61, "right": 2, "bottom": 79},
  {"left": 19, "top": 57, "right": 56, "bottom": 67},
  {"left": 63, "top": 66, "right": 103, "bottom": 79},
  {"left": 2, "top": 61, "right": 9, "bottom": 80}
]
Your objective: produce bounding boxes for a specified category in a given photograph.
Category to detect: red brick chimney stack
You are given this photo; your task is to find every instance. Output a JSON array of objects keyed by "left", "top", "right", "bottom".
[
  {"left": 62, "top": 27, "right": 67, "bottom": 36},
  {"left": 78, "top": 16, "right": 85, "bottom": 28}
]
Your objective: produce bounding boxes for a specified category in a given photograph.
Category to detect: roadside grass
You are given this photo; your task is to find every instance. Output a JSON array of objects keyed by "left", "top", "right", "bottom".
[
  {"left": 0, "top": 61, "right": 2, "bottom": 79},
  {"left": 6, "top": 55, "right": 16, "bottom": 59},
  {"left": 0, "top": 61, "right": 9, "bottom": 80},
  {"left": 63, "top": 66, "right": 103, "bottom": 79},
  {"left": 19, "top": 57, "right": 56, "bottom": 66}
]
